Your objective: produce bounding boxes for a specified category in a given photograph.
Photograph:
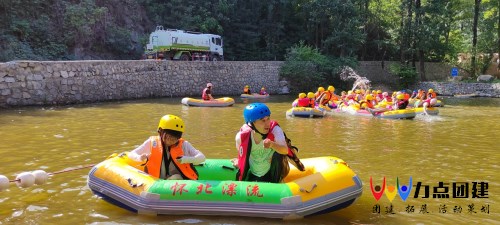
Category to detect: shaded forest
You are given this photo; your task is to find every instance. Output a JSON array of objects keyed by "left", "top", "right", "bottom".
[{"left": 1, "top": 0, "right": 498, "bottom": 76}]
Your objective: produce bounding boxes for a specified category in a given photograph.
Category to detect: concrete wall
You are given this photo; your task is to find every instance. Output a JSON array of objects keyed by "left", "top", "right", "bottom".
[{"left": 0, "top": 60, "right": 284, "bottom": 107}]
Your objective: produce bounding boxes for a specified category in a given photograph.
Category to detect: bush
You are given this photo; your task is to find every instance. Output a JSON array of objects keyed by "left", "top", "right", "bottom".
[
  {"left": 280, "top": 41, "right": 357, "bottom": 92},
  {"left": 389, "top": 63, "right": 418, "bottom": 89}
]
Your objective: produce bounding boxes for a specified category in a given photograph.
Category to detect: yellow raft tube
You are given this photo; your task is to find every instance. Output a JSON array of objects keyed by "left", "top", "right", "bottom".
[
  {"left": 181, "top": 97, "right": 235, "bottom": 107},
  {"left": 87, "top": 153, "right": 362, "bottom": 219}
]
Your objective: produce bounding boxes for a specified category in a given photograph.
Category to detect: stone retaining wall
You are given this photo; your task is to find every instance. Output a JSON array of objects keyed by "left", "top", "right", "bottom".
[
  {"left": 0, "top": 60, "right": 284, "bottom": 107},
  {"left": 356, "top": 61, "right": 453, "bottom": 87},
  {"left": 413, "top": 82, "right": 500, "bottom": 97},
  {"left": 1, "top": 60, "right": 498, "bottom": 107}
]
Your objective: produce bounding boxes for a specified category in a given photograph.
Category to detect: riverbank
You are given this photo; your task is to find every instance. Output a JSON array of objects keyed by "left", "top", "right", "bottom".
[{"left": 413, "top": 81, "right": 500, "bottom": 98}]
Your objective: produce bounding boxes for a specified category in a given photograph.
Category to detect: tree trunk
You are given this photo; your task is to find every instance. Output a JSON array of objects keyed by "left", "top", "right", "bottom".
[
  {"left": 415, "top": 0, "right": 426, "bottom": 81},
  {"left": 361, "top": 0, "right": 369, "bottom": 60},
  {"left": 399, "top": 2, "right": 406, "bottom": 63},
  {"left": 471, "top": 0, "right": 481, "bottom": 78},
  {"left": 400, "top": 0, "right": 413, "bottom": 64},
  {"left": 406, "top": 0, "right": 413, "bottom": 66}
]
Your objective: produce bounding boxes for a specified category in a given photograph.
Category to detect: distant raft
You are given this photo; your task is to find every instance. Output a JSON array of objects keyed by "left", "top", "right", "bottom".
[
  {"left": 181, "top": 97, "right": 235, "bottom": 107},
  {"left": 286, "top": 107, "right": 325, "bottom": 118},
  {"left": 412, "top": 106, "right": 439, "bottom": 115},
  {"left": 408, "top": 99, "right": 444, "bottom": 107},
  {"left": 87, "top": 153, "right": 363, "bottom": 219},
  {"left": 338, "top": 105, "right": 416, "bottom": 119},
  {"left": 240, "top": 94, "right": 270, "bottom": 99}
]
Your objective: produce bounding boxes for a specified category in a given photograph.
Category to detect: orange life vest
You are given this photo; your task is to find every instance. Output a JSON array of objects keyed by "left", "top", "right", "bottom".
[
  {"left": 146, "top": 136, "right": 198, "bottom": 180},
  {"left": 314, "top": 91, "right": 323, "bottom": 99},
  {"left": 320, "top": 92, "right": 332, "bottom": 105},
  {"left": 359, "top": 100, "right": 373, "bottom": 109}
]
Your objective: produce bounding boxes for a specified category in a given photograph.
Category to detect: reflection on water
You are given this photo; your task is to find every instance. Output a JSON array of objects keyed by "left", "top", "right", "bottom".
[{"left": 0, "top": 96, "right": 498, "bottom": 225}]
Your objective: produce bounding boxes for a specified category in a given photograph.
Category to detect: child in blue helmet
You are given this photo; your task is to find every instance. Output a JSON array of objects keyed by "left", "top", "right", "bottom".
[{"left": 234, "top": 103, "right": 304, "bottom": 183}]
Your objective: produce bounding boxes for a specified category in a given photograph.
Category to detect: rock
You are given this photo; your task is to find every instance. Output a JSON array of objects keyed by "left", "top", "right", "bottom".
[
  {"left": 477, "top": 75, "right": 494, "bottom": 82},
  {"left": 280, "top": 86, "right": 290, "bottom": 94},
  {"left": 449, "top": 76, "right": 463, "bottom": 82}
]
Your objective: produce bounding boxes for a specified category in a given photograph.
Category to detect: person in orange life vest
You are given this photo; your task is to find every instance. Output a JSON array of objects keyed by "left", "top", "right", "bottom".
[
  {"left": 243, "top": 85, "right": 251, "bottom": 94},
  {"left": 421, "top": 88, "right": 437, "bottom": 107},
  {"left": 402, "top": 90, "right": 410, "bottom": 100},
  {"left": 426, "top": 88, "right": 437, "bottom": 99},
  {"left": 296, "top": 93, "right": 309, "bottom": 107},
  {"left": 318, "top": 86, "right": 337, "bottom": 107},
  {"left": 128, "top": 115, "right": 206, "bottom": 180},
  {"left": 259, "top": 87, "right": 268, "bottom": 95},
  {"left": 314, "top": 87, "right": 325, "bottom": 99},
  {"left": 415, "top": 89, "right": 425, "bottom": 100},
  {"left": 306, "top": 92, "right": 316, "bottom": 108},
  {"left": 234, "top": 103, "right": 304, "bottom": 183},
  {"left": 359, "top": 94, "right": 375, "bottom": 110},
  {"left": 202, "top": 83, "right": 214, "bottom": 101}
]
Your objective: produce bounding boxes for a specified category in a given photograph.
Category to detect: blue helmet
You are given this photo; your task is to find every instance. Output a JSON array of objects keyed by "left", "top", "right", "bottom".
[{"left": 243, "top": 103, "right": 271, "bottom": 123}]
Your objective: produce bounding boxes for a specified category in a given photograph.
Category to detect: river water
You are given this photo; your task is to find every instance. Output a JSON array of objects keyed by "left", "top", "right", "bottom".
[{"left": 0, "top": 96, "right": 498, "bottom": 225}]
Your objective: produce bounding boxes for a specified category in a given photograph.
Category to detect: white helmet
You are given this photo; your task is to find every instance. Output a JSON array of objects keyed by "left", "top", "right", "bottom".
[{"left": 206, "top": 83, "right": 213, "bottom": 87}]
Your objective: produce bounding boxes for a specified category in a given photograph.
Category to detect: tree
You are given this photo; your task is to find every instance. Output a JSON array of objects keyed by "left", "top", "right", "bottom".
[{"left": 471, "top": 0, "right": 481, "bottom": 77}]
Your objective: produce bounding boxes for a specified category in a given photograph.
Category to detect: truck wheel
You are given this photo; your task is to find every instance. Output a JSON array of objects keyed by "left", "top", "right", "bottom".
[
  {"left": 211, "top": 56, "right": 219, "bottom": 61},
  {"left": 180, "top": 53, "right": 190, "bottom": 61}
]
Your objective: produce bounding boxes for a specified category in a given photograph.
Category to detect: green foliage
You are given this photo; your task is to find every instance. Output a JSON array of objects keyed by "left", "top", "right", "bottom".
[
  {"left": 63, "top": 0, "right": 107, "bottom": 48},
  {"left": 280, "top": 42, "right": 357, "bottom": 92},
  {"left": 105, "top": 26, "right": 134, "bottom": 55},
  {"left": 0, "top": 0, "right": 497, "bottom": 66},
  {"left": 280, "top": 42, "right": 329, "bottom": 91},
  {"left": 389, "top": 63, "right": 418, "bottom": 89}
]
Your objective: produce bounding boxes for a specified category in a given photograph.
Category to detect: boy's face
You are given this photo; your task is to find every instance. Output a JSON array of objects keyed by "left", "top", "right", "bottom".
[{"left": 253, "top": 116, "right": 270, "bottom": 134}]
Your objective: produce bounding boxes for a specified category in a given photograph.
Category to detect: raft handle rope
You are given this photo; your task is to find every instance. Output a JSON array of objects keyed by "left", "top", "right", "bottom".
[
  {"left": 0, "top": 163, "right": 96, "bottom": 191},
  {"left": 299, "top": 183, "right": 317, "bottom": 193},
  {"left": 222, "top": 165, "right": 235, "bottom": 171},
  {"left": 127, "top": 178, "right": 144, "bottom": 188}
]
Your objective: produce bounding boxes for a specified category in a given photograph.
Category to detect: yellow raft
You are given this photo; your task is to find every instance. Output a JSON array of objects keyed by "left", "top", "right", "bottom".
[
  {"left": 181, "top": 97, "right": 235, "bottom": 107},
  {"left": 286, "top": 107, "right": 325, "bottom": 118},
  {"left": 240, "top": 94, "right": 270, "bottom": 99},
  {"left": 338, "top": 104, "right": 416, "bottom": 119},
  {"left": 412, "top": 106, "right": 439, "bottom": 115},
  {"left": 87, "top": 153, "right": 362, "bottom": 219}
]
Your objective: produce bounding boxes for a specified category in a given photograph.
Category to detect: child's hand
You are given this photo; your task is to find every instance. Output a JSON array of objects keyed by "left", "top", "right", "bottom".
[
  {"left": 176, "top": 156, "right": 184, "bottom": 164},
  {"left": 263, "top": 139, "right": 273, "bottom": 148},
  {"left": 140, "top": 153, "right": 150, "bottom": 161}
]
